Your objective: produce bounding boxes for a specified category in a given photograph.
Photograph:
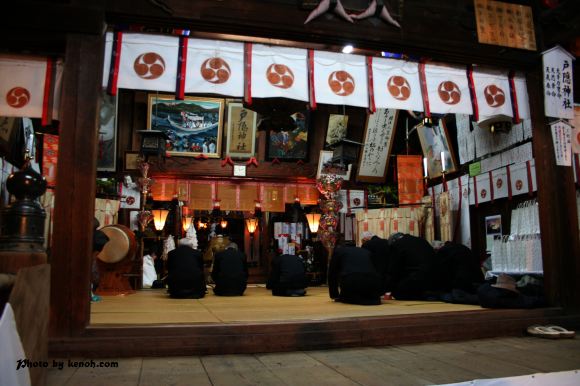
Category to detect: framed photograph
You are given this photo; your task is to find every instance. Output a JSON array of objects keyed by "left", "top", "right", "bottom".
[
  {"left": 357, "top": 108, "right": 398, "bottom": 183},
  {"left": 266, "top": 111, "right": 309, "bottom": 161},
  {"left": 326, "top": 114, "right": 348, "bottom": 146},
  {"left": 147, "top": 94, "right": 224, "bottom": 158},
  {"left": 317, "top": 150, "right": 351, "bottom": 180},
  {"left": 417, "top": 118, "right": 458, "bottom": 178},
  {"left": 226, "top": 102, "right": 257, "bottom": 158},
  {"left": 97, "top": 90, "right": 118, "bottom": 171},
  {"left": 485, "top": 214, "right": 502, "bottom": 252},
  {"left": 124, "top": 151, "right": 141, "bottom": 171}
]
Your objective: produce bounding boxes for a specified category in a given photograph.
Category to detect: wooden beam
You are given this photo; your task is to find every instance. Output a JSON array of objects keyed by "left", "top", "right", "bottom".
[
  {"left": 527, "top": 67, "right": 580, "bottom": 308},
  {"left": 48, "top": 307, "right": 580, "bottom": 357},
  {"left": 1, "top": 2, "right": 105, "bottom": 36},
  {"left": 102, "top": 0, "right": 537, "bottom": 69},
  {"left": 50, "top": 34, "right": 104, "bottom": 337}
]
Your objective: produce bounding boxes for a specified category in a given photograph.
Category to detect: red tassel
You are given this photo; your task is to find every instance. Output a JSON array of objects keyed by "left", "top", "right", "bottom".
[
  {"left": 246, "top": 157, "right": 259, "bottom": 167},
  {"left": 221, "top": 156, "right": 234, "bottom": 167}
]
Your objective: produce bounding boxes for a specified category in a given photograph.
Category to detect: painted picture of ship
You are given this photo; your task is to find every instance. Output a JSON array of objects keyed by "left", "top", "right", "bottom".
[{"left": 147, "top": 94, "right": 224, "bottom": 158}]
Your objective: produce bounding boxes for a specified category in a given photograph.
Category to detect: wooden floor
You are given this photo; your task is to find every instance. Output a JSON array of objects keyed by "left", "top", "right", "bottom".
[
  {"left": 47, "top": 336, "right": 580, "bottom": 386},
  {"left": 45, "top": 285, "right": 579, "bottom": 358},
  {"left": 90, "top": 286, "right": 483, "bottom": 325}
]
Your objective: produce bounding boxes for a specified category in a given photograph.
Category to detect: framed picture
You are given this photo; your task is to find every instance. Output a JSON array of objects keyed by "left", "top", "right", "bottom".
[
  {"left": 124, "top": 151, "right": 141, "bottom": 171},
  {"left": 226, "top": 102, "right": 257, "bottom": 158},
  {"left": 326, "top": 114, "right": 348, "bottom": 146},
  {"left": 147, "top": 94, "right": 224, "bottom": 158},
  {"left": 357, "top": 108, "right": 398, "bottom": 183},
  {"left": 266, "top": 111, "right": 309, "bottom": 161},
  {"left": 97, "top": 90, "right": 118, "bottom": 171},
  {"left": 317, "top": 150, "right": 351, "bottom": 180},
  {"left": 417, "top": 118, "right": 458, "bottom": 178}
]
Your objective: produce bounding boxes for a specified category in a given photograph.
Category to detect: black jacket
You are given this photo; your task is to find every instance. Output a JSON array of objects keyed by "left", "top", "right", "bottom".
[
  {"left": 211, "top": 248, "right": 248, "bottom": 295},
  {"left": 167, "top": 245, "right": 206, "bottom": 298},
  {"left": 267, "top": 254, "right": 308, "bottom": 291},
  {"left": 387, "top": 234, "right": 435, "bottom": 300},
  {"left": 362, "top": 236, "right": 391, "bottom": 288},
  {"left": 328, "top": 246, "right": 380, "bottom": 300}
]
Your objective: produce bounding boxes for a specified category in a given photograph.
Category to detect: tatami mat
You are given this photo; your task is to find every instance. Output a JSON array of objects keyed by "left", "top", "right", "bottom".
[{"left": 90, "top": 286, "right": 484, "bottom": 325}]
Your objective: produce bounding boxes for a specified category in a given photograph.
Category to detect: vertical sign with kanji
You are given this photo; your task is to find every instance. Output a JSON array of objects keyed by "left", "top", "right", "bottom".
[
  {"left": 550, "top": 119, "right": 572, "bottom": 166},
  {"left": 357, "top": 109, "right": 398, "bottom": 183},
  {"left": 226, "top": 102, "right": 257, "bottom": 158},
  {"left": 542, "top": 46, "right": 575, "bottom": 119}
]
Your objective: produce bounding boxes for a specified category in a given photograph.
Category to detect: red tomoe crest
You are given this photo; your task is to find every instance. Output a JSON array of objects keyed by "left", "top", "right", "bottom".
[
  {"left": 515, "top": 180, "right": 523, "bottom": 190},
  {"left": 6, "top": 87, "right": 30, "bottom": 108},
  {"left": 496, "top": 178, "right": 503, "bottom": 189},
  {"left": 266, "top": 64, "right": 294, "bottom": 89},
  {"left": 328, "top": 70, "right": 355, "bottom": 96},
  {"left": 437, "top": 81, "right": 461, "bottom": 105},
  {"left": 483, "top": 84, "right": 506, "bottom": 107},
  {"left": 133, "top": 52, "right": 166, "bottom": 80},
  {"left": 480, "top": 189, "right": 487, "bottom": 198},
  {"left": 201, "top": 57, "right": 231, "bottom": 84},
  {"left": 387, "top": 75, "right": 411, "bottom": 101}
]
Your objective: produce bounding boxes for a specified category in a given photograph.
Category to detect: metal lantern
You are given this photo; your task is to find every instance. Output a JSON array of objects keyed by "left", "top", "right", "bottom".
[
  {"left": 331, "top": 139, "right": 362, "bottom": 167},
  {"left": 137, "top": 130, "right": 167, "bottom": 157}
]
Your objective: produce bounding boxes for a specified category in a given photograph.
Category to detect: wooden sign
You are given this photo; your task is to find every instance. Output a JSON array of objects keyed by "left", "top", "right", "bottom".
[
  {"left": 226, "top": 102, "right": 257, "bottom": 158},
  {"left": 357, "top": 108, "right": 398, "bottom": 183},
  {"left": 474, "top": 0, "right": 536, "bottom": 51}
]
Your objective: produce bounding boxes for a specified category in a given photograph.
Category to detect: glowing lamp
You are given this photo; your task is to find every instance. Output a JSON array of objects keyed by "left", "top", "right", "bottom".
[
  {"left": 305, "top": 213, "right": 321, "bottom": 234},
  {"left": 151, "top": 209, "right": 169, "bottom": 231}
]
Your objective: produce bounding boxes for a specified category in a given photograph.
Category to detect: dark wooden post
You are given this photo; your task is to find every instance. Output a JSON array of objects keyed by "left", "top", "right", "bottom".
[
  {"left": 527, "top": 68, "right": 580, "bottom": 309},
  {"left": 50, "top": 33, "right": 104, "bottom": 337}
]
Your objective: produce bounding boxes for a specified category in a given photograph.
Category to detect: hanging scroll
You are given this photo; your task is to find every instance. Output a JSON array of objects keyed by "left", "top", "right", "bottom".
[
  {"left": 356, "top": 108, "right": 398, "bottom": 183},
  {"left": 397, "top": 155, "right": 423, "bottom": 205}
]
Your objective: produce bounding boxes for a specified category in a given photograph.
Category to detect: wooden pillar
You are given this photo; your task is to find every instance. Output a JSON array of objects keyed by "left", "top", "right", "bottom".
[
  {"left": 50, "top": 33, "right": 104, "bottom": 337},
  {"left": 527, "top": 68, "right": 580, "bottom": 309}
]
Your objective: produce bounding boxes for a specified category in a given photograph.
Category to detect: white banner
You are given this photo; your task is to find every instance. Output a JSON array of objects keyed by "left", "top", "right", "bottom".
[
  {"left": 512, "top": 72, "right": 531, "bottom": 120},
  {"left": 424, "top": 63, "right": 472, "bottom": 115},
  {"left": 117, "top": 33, "right": 179, "bottom": 92},
  {"left": 475, "top": 173, "right": 491, "bottom": 204},
  {"left": 372, "top": 57, "right": 423, "bottom": 111},
  {"left": 313, "top": 51, "right": 368, "bottom": 108},
  {"left": 491, "top": 167, "right": 509, "bottom": 199},
  {"left": 0, "top": 55, "right": 48, "bottom": 118},
  {"left": 509, "top": 162, "right": 531, "bottom": 196},
  {"left": 251, "top": 44, "right": 308, "bottom": 101},
  {"left": 185, "top": 38, "right": 245, "bottom": 97},
  {"left": 550, "top": 119, "right": 572, "bottom": 166},
  {"left": 542, "top": 45, "right": 575, "bottom": 119},
  {"left": 472, "top": 67, "right": 513, "bottom": 119}
]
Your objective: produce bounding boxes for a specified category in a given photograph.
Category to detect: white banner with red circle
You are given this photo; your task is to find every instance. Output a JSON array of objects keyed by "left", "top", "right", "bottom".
[
  {"left": 312, "top": 51, "right": 369, "bottom": 108},
  {"left": 472, "top": 67, "right": 513, "bottom": 120},
  {"left": 423, "top": 63, "right": 473, "bottom": 115},
  {"left": 117, "top": 33, "right": 179, "bottom": 92},
  {"left": 185, "top": 39, "right": 244, "bottom": 97},
  {"left": 250, "top": 44, "right": 308, "bottom": 101},
  {"left": 371, "top": 57, "right": 423, "bottom": 112},
  {"left": 0, "top": 56, "right": 50, "bottom": 118}
]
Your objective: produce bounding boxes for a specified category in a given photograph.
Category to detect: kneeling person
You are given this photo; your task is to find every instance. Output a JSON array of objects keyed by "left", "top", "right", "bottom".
[
  {"left": 211, "top": 242, "right": 248, "bottom": 296},
  {"left": 266, "top": 253, "right": 308, "bottom": 297},
  {"left": 329, "top": 244, "right": 383, "bottom": 305},
  {"left": 167, "top": 238, "right": 206, "bottom": 299}
]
